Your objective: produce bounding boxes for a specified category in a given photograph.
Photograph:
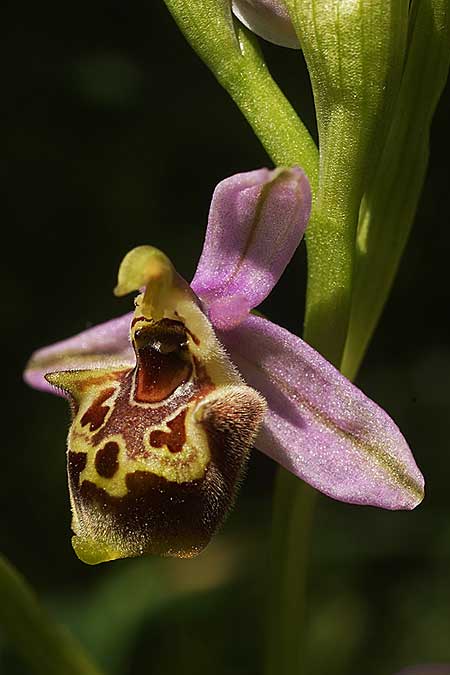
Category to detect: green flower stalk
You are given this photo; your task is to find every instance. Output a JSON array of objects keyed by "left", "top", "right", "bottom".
[
  {"left": 161, "top": 0, "right": 318, "bottom": 180},
  {"left": 284, "top": 0, "right": 410, "bottom": 365}
]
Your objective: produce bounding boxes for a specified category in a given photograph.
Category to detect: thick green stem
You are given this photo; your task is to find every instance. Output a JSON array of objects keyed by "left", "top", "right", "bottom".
[
  {"left": 287, "top": 0, "right": 410, "bottom": 366},
  {"left": 265, "top": 472, "right": 316, "bottom": 675},
  {"left": 217, "top": 27, "right": 319, "bottom": 183},
  {"left": 162, "top": 0, "right": 319, "bottom": 185},
  {"left": 303, "top": 112, "right": 366, "bottom": 365}
]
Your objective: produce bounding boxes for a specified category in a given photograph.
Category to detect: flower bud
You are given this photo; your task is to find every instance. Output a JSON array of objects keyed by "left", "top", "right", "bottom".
[{"left": 231, "top": 0, "right": 299, "bottom": 48}]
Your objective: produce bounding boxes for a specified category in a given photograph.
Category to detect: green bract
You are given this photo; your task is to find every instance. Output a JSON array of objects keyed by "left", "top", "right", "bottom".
[{"left": 342, "top": 0, "right": 450, "bottom": 378}]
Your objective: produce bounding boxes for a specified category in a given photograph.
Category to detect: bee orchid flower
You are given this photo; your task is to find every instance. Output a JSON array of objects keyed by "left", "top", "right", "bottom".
[{"left": 24, "top": 167, "right": 424, "bottom": 565}]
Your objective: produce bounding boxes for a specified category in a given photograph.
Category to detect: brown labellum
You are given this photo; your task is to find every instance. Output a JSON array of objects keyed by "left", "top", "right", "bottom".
[
  {"left": 62, "top": 314, "right": 266, "bottom": 564},
  {"left": 70, "top": 386, "right": 265, "bottom": 562}
]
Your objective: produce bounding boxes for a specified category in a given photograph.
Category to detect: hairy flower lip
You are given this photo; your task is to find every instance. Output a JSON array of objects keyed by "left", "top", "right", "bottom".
[{"left": 25, "top": 167, "right": 424, "bottom": 513}]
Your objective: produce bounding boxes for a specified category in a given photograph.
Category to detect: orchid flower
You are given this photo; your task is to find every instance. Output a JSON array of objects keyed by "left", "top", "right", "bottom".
[{"left": 24, "top": 168, "right": 424, "bottom": 565}]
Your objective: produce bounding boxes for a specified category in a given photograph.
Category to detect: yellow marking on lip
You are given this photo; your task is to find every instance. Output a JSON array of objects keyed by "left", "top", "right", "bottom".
[
  {"left": 73, "top": 382, "right": 121, "bottom": 435},
  {"left": 46, "top": 368, "right": 126, "bottom": 398},
  {"left": 69, "top": 403, "right": 212, "bottom": 498},
  {"left": 72, "top": 536, "right": 124, "bottom": 566}
]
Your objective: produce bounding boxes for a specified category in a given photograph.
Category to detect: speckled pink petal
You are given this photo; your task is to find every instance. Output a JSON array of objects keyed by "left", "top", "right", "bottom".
[
  {"left": 219, "top": 314, "right": 424, "bottom": 510},
  {"left": 24, "top": 312, "right": 134, "bottom": 396},
  {"left": 232, "top": 0, "right": 299, "bottom": 49},
  {"left": 191, "top": 167, "right": 311, "bottom": 330}
]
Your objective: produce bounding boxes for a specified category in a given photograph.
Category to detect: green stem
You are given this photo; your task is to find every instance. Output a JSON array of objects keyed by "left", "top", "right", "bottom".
[
  {"left": 303, "top": 113, "right": 366, "bottom": 366},
  {"left": 265, "top": 472, "right": 316, "bottom": 675},
  {"left": 162, "top": 0, "right": 319, "bottom": 184},
  {"left": 0, "top": 556, "right": 103, "bottom": 675},
  {"left": 218, "top": 27, "right": 319, "bottom": 184}
]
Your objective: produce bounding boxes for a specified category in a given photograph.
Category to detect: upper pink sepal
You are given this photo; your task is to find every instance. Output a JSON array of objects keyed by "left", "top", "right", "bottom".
[
  {"left": 219, "top": 314, "right": 424, "bottom": 510},
  {"left": 232, "top": 0, "right": 299, "bottom": 49},
  {"left": 191, "top": 167, "right": 311, "bottom": 330},
  {"left": 24, "top": 312, "right": 133, "bottom": 396}
]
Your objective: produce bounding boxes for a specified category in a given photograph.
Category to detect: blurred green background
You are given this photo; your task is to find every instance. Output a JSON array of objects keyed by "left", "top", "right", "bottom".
[{"left": 2, "top": 2, "right": 450, "bottom": 674}]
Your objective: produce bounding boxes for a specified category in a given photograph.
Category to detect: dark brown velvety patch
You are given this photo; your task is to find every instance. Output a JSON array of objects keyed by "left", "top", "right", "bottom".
[
  {"left": 68, "top": 392, "right": 261, "bottom": 559},
  {"left": 68, "top": 451, "right": 87, "bottom": 485},
  {"left": 149, "top": 409, "right": 187, "bottom": 453},
  {"left": 80, "top": 387, "right": 115, "bottom": 431},
  {"left": 74, "top": 470, "right": 213, "bottom": 558},
  {"left": 95, "top": 441, "right": 120, "bottom": 478}
]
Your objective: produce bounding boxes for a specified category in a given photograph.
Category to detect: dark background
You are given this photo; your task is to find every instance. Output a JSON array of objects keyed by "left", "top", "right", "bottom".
[{"left": 2, "top": 2, "right": 450, "bottom": 674}]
